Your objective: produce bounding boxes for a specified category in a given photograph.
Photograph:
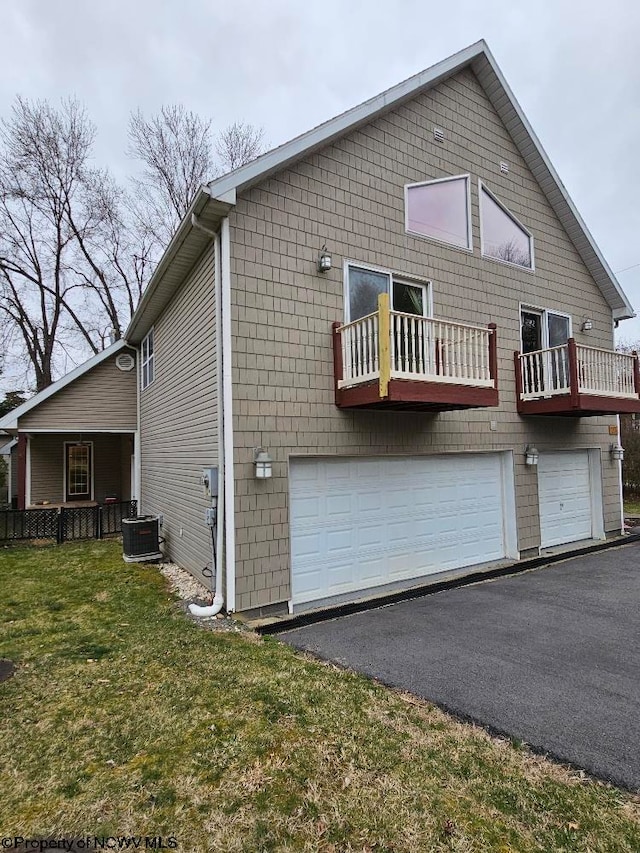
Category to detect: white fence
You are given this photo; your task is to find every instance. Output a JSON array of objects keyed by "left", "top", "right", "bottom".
[
  {"left": 518, "top": 343, "right": 637, "bottom": 400},
  {"left": 337, "top": 311, "right": 494, "bottom": 389}
]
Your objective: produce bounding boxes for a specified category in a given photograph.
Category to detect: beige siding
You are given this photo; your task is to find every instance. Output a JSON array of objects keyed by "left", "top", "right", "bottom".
[
  {"left": 228, "top": 67, "right": 622, "bottom": 611},
  {"left": 140, "top": 246, "right": 218, "bottom": 583},
  {"left": 29, "top": 433, "right": 132, "bottom": 505},
  {"left": 20, "top": 353, "right": 137, "bottom": 431}
]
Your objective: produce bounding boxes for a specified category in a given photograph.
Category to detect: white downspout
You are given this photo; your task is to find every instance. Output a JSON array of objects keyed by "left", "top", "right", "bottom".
[
  {"left": 189, "top": 220, "right": 228, "bottom": 617},
  {"left": 220, "top": 216, "right": 236, "bottom": 611},
  {"left": 617, "top": 414, "right": 625, "bottom": 533}
]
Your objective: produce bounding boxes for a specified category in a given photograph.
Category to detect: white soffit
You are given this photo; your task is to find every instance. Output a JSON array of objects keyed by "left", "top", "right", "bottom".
[{"left": 207, "top": 40, "right": 634, "bottom": 321}]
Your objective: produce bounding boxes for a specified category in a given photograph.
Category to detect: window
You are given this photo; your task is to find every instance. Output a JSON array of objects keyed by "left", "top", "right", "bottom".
[
  {"left": 141, "top": 328, "right": 154, "bottom": 390},
  {"left": 65, "top": 442, "right": 92, "bottom": 501},
  {"left": 405, "top": 175, "right": 471, "bottom": 250},
  {"left": 345, "top": 263, "right": 430, "bottom": 322},
  {"left": 480, "top": 183, "right": 533, "bottom": 269}
]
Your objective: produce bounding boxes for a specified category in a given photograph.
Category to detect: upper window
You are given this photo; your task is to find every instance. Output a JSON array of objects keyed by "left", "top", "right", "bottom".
[
  {"left": 480, "top": 183, "right": 533, "bottom": 269},
  {"left": 345, "top": 263, "right": 430, "bottom": 322},
  {"left": 141, "top": 328, "right": 155, "bottom": 390},
  {"left": 405, "top": 175, "right": 471, "bottom": 250}
]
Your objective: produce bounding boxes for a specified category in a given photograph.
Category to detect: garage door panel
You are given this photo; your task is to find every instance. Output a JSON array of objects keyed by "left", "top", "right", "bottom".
[
  {"left": 539, "top": 451, "right": 593, "bottom": 548},
  {"left": 290, "top": 454, "right": 511, "bottom": 606}
]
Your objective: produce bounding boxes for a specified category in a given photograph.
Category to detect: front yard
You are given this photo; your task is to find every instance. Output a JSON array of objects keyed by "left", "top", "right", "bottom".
[{"left": 1, "top": 541, "right": 639, "bottom": 852}]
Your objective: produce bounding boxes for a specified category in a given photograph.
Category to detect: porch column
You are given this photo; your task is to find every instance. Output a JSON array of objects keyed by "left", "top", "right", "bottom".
[{"left": 17, "top": 433, "right": 27, "bottom": 510}]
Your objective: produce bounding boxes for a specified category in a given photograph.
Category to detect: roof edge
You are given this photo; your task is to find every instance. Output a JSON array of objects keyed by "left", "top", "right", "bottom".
[
  {"left": 207, "top": 40, "right": 488, "bottom": 199},
  {"left": 0, "top": 340, "right": 130, "bottom": 431}
]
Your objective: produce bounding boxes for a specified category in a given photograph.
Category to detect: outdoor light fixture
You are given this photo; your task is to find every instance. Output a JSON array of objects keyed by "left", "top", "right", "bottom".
[
  {"left": 610, "top": 443, "right": 625, "bottom": 462},
  {"left": 525, "top": 445, "right": 539, "bottom": 466},
  {"left": 581, "top": 319, "right": 593, "bottom": 332},
  {"left": 254, "top": 448, "right": 273, "bottom": 479},
  {"left": 317, "top": 244, "right": 332, "bottom": 273}
]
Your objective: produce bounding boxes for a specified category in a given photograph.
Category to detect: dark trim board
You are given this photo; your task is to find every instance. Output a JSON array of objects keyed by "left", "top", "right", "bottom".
[
  {"left": 336, "top": 379, "right": 499, "bottom": 411},
  {"left": 517, "top": 394, "right": 640, "bottom": 416}
]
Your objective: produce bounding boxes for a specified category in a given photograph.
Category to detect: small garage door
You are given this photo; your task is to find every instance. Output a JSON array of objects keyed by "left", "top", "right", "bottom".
[
  {"left": 538, "top": 451, "right": 593, "bottom": 548},
  {"left": 290, "top": 453, "right": 512, "bottom": 606}
]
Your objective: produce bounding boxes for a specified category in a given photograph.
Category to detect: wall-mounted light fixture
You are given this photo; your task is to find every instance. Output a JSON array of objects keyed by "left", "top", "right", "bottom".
[
  {"left": 581, "top": 319, "right": 593, "bottom": 332},
  {"left": 525, "top": 445, "right": 539, "bottom": 466},
  {"left": 317, "top": 244, "right": 332, "bottom": 273},
  {"left": 610, "top": 443, "right": 625, "bottom": 462},
  {"left": 254, "top": 448, "right": 273, "bottom": 479}
]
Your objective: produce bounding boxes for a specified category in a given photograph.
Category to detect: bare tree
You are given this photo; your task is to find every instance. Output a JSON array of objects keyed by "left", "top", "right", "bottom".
[
  {"left": 128, "top": 105, "right": 215, "bottom": 247},
  {"left": 128, "top": 107, "right": 265, "bottom": 249},
  {"left": 215, "top": 121, "right": 265, "bottom": 172},
  {"left": 0, "top": 97, "right": 144, "bottom": 390}
]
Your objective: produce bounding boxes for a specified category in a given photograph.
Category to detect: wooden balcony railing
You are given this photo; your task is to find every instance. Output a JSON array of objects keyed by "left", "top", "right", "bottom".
[
  {"left": 515, "top": 339, "right": 640, "bottom": 416},
  {"left": 333, "top": 294, "right": 498, "bottom": 410}
]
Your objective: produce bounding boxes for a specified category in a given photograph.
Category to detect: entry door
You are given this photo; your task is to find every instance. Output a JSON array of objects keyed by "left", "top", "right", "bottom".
[
  {"left": 393, "top": 280, "right": 429, "bottom": 373},
  {"left": 65, "top": 443, "right": 92, "bottom": 501},
  {"left": 521, "top": 309, "right": 571, "bottom": 393}
]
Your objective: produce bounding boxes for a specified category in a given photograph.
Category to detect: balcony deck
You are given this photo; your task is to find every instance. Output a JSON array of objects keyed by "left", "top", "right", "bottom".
[
  {"left": 333, "top": 295, "right": 499, "bottom": 412},
  {"left": 515, "top": 340, "right": 640, "bottom": 416}
]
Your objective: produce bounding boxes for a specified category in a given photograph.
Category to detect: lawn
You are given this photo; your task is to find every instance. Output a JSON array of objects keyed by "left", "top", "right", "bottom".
[
  {"left": 623, "top": 495, "right": 640, "bottom": 515},
  {"left": 1, "top": 542, "right": 639, "bottom": 852}
]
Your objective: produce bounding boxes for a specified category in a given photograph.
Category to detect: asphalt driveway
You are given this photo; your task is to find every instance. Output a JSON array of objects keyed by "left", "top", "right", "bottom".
[{"left": 280, "top": 541, "right": 640, "bottom": 790}]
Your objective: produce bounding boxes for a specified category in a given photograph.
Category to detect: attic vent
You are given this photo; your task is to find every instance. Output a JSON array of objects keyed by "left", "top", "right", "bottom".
[
  {"left": 115, "top": 353, "right": 135, "bottom": 372},
  {"left": 433, "top": 127, "right": 445, "bottom": 143},
  {"left": 499, "top": 161, "right": 509, "bottom": 174}
]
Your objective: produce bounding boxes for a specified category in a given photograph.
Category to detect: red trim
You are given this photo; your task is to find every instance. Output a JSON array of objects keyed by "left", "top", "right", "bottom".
[
  {"left": 17, "top": 433, "right": 27, "bottom": 510},
  {"left": 488, "top": 323, "right": 498, "bottom": 387},
  {"left": 517, "top": 393, "right": 640, "bottom": 417},
  {"left": 568, "top": 338, "right": 579, "bottom": 408},
  {"left": 337, "top": 378, "right": 498, "bottom": 411},
  {"left": 633, "top": 351, "right": 640, "bottom": 396}
]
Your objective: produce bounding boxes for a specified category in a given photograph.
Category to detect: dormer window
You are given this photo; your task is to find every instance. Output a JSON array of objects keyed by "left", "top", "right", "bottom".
[
  {"left": 405, "top": 175, "right": 472, "bottom": 250},
  {"left": 480, "top": 183, "right": 533, "bottom": 269}
]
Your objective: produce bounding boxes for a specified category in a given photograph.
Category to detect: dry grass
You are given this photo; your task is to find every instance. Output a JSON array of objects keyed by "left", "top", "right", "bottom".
[{"left": 1, "top": 540, "right": 639, "bottom": 852}]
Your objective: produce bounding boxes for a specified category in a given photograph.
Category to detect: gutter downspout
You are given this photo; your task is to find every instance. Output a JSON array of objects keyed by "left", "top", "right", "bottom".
[
  {"left": 188, "top": 214, "right": 232, "bottom": 616},
  {"left": 617, "top": 414, "right": 625, "bottom": 534}
]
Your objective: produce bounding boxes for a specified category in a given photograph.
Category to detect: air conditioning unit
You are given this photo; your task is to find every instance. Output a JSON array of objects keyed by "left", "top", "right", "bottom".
[{"left": 122, "top": 516, "right": 163, "bottom": 563}]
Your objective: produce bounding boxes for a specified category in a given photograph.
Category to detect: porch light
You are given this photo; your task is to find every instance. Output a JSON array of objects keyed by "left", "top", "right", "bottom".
[
  {"left": 610, "top": 443, "right": 624, "bottom": 462},
  {"left": 254, "top": 448, "right": 273, "bottom": 479},
  {"left": 525, "top": 445, "right": 539, "bottom": 466},
  {"left": 317, "top": 244, "right": 332, "bottom": 273},
  {"left": 581, "top": 319, "right": 593, "bottom": 332}
]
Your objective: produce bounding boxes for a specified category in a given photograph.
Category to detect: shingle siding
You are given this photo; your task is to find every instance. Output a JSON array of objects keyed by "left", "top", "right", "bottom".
[
  {"left": 19, "top": 354, "right": 137, "bottom": 431},
  {"left": 228, "top": 67, "right": 621, "bottom": 611},
  {"left": 139, "top": 246, "right": 218, "bottom": 584},
  {"left": 29, "top": 433, "right": 132, "bottom": 505}
]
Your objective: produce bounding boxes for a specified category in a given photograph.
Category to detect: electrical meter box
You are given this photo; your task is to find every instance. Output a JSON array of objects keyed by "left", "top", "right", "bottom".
[{"left": 201, "top": 467, "right": 219, "bottom": 499}]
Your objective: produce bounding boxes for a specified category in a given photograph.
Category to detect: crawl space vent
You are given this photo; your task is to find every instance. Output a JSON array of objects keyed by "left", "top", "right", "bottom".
[{"left": 115, "top": 353, "right": 135, "bottom": 372}]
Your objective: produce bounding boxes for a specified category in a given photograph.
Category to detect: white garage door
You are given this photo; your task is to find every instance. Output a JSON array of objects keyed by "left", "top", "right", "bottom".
[
  {"left": 538, "top": 451, "right": 593, "bottom": 548},
  {"left": 290, "top": 453, "right": 512, "bottom": 606}
]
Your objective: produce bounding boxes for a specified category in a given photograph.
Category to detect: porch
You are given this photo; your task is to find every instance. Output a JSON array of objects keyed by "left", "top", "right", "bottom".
[
  {"left": 515, "top": 340, "right": 640, "bottom": 416},
  {"left": 332, "top": 294, "right": 498, "bottom": 411},
  {"left": 21, "top": 432, "right": 135, "bottom": 509}
]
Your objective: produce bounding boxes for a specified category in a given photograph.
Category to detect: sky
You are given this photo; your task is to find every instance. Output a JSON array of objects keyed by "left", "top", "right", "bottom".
[{"left": 1, "top": 0, "right": 640, "bottom": 387}]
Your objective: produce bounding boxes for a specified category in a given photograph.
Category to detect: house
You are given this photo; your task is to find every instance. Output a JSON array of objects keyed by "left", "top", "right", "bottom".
[
  {"left": 2, "top": 40, "right": 638, "bottom": 615},
  {"left": 0, "top": 341, "right": 138, "bottom": 509}
]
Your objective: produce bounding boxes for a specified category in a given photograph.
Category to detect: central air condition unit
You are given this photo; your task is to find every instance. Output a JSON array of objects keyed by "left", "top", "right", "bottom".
[{"left": 122, "top": 516, "right": 163, "bottom": 563}]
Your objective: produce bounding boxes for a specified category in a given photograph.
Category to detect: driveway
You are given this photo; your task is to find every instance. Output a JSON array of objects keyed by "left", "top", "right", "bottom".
[{"left": 280, "top": 542, "right": 640, "bottom": 790}]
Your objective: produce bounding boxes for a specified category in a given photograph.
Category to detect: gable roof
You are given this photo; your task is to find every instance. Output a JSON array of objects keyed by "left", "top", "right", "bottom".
[
  {"left": 0, "top": 340, "right": 131, "bottom": 431},
  {"left": 126, "top": 39, "right": 634, "bottom": 342}
]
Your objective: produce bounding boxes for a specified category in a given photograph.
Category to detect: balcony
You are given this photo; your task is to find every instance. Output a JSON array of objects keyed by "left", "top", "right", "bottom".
[
  {"left": 332, "top": 294, "right": 499, "bottom": 411},
  {"left": 515, "top": 340, "right": 640, "bottom": 416}
]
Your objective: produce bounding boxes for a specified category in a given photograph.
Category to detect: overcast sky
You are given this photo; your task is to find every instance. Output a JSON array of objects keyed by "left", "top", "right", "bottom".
[{"left": 2, "top": 0, "right": 640, "bottom": 354}]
